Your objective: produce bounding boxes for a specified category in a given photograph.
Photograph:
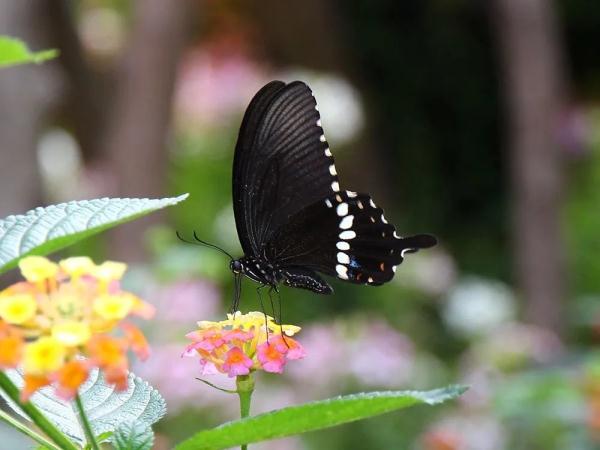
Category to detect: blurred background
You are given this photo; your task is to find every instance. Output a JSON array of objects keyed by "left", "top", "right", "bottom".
[{"left": 1, "top": 0, "right": 600, "bottom": 449}]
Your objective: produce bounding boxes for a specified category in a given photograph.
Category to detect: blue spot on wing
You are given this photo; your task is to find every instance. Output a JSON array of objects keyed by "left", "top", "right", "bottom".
[{"left": 349, "top": 257, "right": 360, "bottom": 269}]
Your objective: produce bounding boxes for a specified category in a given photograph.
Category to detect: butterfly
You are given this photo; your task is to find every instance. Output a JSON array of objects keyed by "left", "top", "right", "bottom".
[{"left": 226, "top": 80, "right": 437, "bottom": 299}]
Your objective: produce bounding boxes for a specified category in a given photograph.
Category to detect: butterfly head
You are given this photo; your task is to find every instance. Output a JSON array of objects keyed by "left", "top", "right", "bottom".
[{"left": 230, "top": 259, "right": 243, "bottom": 274}]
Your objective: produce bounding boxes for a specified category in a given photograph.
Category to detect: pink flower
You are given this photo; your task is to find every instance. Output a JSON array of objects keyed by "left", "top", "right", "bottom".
[
  {"left": 257, "top": 340, "right": 287, "bottom": 374},
  {"left": 222, "top": 347, "right": 254, "bottom": 377},
  {"left": 185, "top": 311, "right": 305, "bottom": 377}
]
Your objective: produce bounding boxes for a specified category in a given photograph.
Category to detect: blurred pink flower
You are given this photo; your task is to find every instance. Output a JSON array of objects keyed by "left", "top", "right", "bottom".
[
  {"left": 156, "top": 279, "right": 220, "bottom": 324},
  {"left": 348, "top": 320, "right": 415, "bottom": 388},
  {"left": 133, "top": 344, "right": 236, "bottom": 414},
  {"left": 174, "top": 49, "right": 267, "bottom": 129}
]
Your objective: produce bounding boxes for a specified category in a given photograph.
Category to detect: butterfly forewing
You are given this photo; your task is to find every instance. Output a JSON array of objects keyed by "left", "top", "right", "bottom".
[{"left": 232, "top": 81, "right": 339, "bottom": 256}]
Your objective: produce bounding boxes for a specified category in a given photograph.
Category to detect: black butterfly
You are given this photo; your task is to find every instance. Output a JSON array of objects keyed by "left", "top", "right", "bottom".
[{"left": 227, "top": 80, "right": 437, "bottom": 297}]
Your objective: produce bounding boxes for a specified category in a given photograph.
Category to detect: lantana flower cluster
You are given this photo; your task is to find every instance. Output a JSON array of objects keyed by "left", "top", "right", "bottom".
[
  {"left": 185, "top": 311, "right": 306, "bottom": 377},
  {"left": 0, "top": 256, "right": 154, "bottom": 400}
]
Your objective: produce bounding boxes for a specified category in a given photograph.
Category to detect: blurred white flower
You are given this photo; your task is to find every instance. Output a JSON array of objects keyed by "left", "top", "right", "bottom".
[
  {"left": 79, "top": 7, "right": 125, "bottom": 59},
  {"left": 397, "top": 247, "right": 457, "bottom": 295},
  {"left": 37, "top": 128, "right": 83, "bottom": 202},
  {"left": 277, "top": 69, "right": 365, "bottom": 147},
  {"left": 443, "top": 277, "right": 516, "bottom": 337}
]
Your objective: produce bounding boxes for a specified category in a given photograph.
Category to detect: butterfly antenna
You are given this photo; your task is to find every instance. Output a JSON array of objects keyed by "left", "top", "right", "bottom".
[
  {"left": 175, "top": 230, "right": 234, "bottom": 261},
  {"left": 193, "top": 230, "right": 235, "bottom": 260}
]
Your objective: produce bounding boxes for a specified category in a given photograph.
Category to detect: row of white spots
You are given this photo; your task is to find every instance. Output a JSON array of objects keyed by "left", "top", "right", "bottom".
[
  {"left": 336, "top": 202, "right": 348, "bottom": 216},
  {"left": 329, "top": 165, "right": 337, "bottom": 176},
  {"left": 339, "top": 215, "right": 354, "bottom": 229},
  {"left": 335, "top": 264, "right": 348, "bottom": 279},
  {"left": 339, "top": 230, "right": 356, "bottom": 240},
  {"left": 336, "top": 241, "right": 350, "bottom": 250},
  {"left": 337, "top": 252, "right": 350, "bottom": 264}
]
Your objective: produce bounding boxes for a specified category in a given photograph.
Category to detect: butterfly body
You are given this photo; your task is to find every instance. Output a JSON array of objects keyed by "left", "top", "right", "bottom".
[{"left": 231, "top": 80, "right": 436, "bottom": 295}]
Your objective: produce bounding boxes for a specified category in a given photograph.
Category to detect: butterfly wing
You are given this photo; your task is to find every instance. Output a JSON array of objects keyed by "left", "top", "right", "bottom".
[
  {"left": 232, "top": 80, "right": 340, "bottom": 256},
  {"left": 268, "top": 191, "right": 437, "bottom": 287}
]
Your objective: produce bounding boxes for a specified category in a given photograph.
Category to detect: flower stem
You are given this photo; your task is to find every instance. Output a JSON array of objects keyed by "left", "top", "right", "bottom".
[
  {"left": 75, "top": 393, "right": 100, "bottom": 450},
  {"left": 0, "top": 371, "right": 78, "bottom": 450},
  {"left": 236, "top": 374, "right": 255, "bottom": 450},
  {"left": 0, "top": 408, "right": 62, "bottom": 450}
]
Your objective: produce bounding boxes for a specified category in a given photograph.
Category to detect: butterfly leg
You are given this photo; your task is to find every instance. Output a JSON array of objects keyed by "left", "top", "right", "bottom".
[
  {"left": 269, "top": 286, "right": 290, "bottom": 348},
  {"left": 256, "top": 284, "right": 270, "bottom": 342}
]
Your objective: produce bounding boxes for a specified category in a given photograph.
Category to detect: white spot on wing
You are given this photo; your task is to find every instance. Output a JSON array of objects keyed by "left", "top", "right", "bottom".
[
  {"left": 357, "top": 201, "right": 364, "bottom": 209},
  {"left": 401, "top": 248, "right": 412, "bottom": 257},
  {"left": 346, "top": 191, "right": 357, "bottom": 198},
  {"left": 317, "top": 119, "right": 322, "bottom": 127},
  {"left": 336, "top": 264, "right": 348, "bottom": 279},
  {"left": 329, "top": 164, "right": 337, "bottom": 176},
  {"left": 339, "top": 230, "right": 356, "bottom": 240},
  {"left": 336, "top": 241, "right": 350, "bottom": 250},
  {"left": 325, "top": 148, "right": 332, "bottom": 157},
  {"left": 392, "top": 265, "right": 397, "bottom": 273},
  {"left": 393, "top": 231, "right": 401, "bottom": 239},
  {"left": 381, "top": 214, "right": 388, "bottom": 224},
  {"left": 325, "top": 199, "right": 333, "bottom": 208},
  {"left": 331, "top": 181, "right": 340, "bottom": 192},
  {"left": 320, "top": 135, "right": 326, "bottom": 142},
  {"left": 369, "top": 199, "right": 376, "bottom": 208},
  {"left": 339, "top": 215, "right": 354, "bottom": 229},
  {"left": 337, "top": 252, "right": 350, "bottom": 264},
  {"left": 368, "top": 276, "right": 374, "bottom": 283},
  {"left": 336, "top": 202, "right": 348, "bottom": 217}
]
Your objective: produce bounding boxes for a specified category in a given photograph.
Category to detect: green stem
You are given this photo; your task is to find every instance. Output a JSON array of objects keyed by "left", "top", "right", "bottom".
[
  {"left": 75, "top": 393, "right": 100, "bottom": 450},
  {"left": 0, "top": 409, "right": 62, "bottom": 450},
  {"left": 236, "top": 374, "right": 255, "bottom": 450},
  {"left": 0, "top": 371, "right": 78, "bottom": 450}
]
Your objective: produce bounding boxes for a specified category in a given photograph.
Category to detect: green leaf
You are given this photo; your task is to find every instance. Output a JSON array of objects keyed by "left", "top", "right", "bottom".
[
  {"left": 0, "top": 194, "right": 188, "bottom": 274},
  {"left": 2, "top": 367, "right": 166, "bottom": 446},
  {"left": 113, "top": 421, "right": 154, "bottom": 450},
  {"left": 174, "top": 385, "right": 467, "bottom": 450},
  {"left": 0, "top": 36, "right": 58, "bottom": 67}
]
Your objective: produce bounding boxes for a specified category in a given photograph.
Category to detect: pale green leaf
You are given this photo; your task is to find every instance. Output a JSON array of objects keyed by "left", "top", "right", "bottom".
[
  {"left": 113, "top": 421, "right": 153, "bottom": 450},
  {"left": 3, "top": 367, "right": 166, "bottom": 446},
  {"left": 0, "top": 194, "right": 188, "bottom": 274}
]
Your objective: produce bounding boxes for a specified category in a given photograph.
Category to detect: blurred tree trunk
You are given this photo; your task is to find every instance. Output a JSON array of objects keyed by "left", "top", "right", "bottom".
[
  {"left": 103, "top": 0, "right": 191, "bottom": 262},
  {"left": 0, "top": 1, "right": 61, "bottom": 217},
  {"left": 491, "top": 0, "right": 567, "bottom": 333}
]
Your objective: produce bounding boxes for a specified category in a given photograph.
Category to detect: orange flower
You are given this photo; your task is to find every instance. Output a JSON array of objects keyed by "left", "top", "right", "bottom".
[
  {"left": 53, "top": 360, "right": 90, "bottom": 400},
  {"left": 1, "top": 256, "right": 153, "bottom": 400},
  {"left": 21, "top": 374, "right": 51, "bottom": 401},
  {"left": 122, "top": 322, "right": 151, "bottom": 361}
]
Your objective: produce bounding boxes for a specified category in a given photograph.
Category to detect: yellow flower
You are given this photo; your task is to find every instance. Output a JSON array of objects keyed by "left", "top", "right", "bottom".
[
  {"left": 92, "top": 261, "right": 127, "bottom": 282},
  {"left": 51, "top": 321, "right": 91, "bottom": 347},
  {"left": 0, "top": 294, "right": 37, "bottom": 324},
  {"left": 23, "top": 337, "right": 66, "bottom": 375},
  {"left": 93, "top": 294, "right": 134, "bottom": 320},
  {"left": 59, "top": 257, "right": 94, "bottom": 278},
  {"left": 18, "top": 256, "right": 59, "bottom": 282}
]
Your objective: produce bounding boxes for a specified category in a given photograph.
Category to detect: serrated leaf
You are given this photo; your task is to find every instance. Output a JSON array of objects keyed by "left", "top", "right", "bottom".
[
  {"left": 113, "top": 421, "right": 154, "bottom": 450},
  {"left": 0, "top": 36, "right": 58, "bottom": 67},
  {"left": 174, "top": 385, "right": 467, "bottom": 450},
  {"left": 0, "top": 194, "right": 188, "bottom": 274},
  {"left": 3, "top": 367, "right": 166, "bottom": 446}
]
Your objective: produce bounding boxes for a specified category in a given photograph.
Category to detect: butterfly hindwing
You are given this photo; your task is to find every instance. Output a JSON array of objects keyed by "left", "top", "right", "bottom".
[{"left": 266, "top": 191, "right": 436, "bottom": 287}]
